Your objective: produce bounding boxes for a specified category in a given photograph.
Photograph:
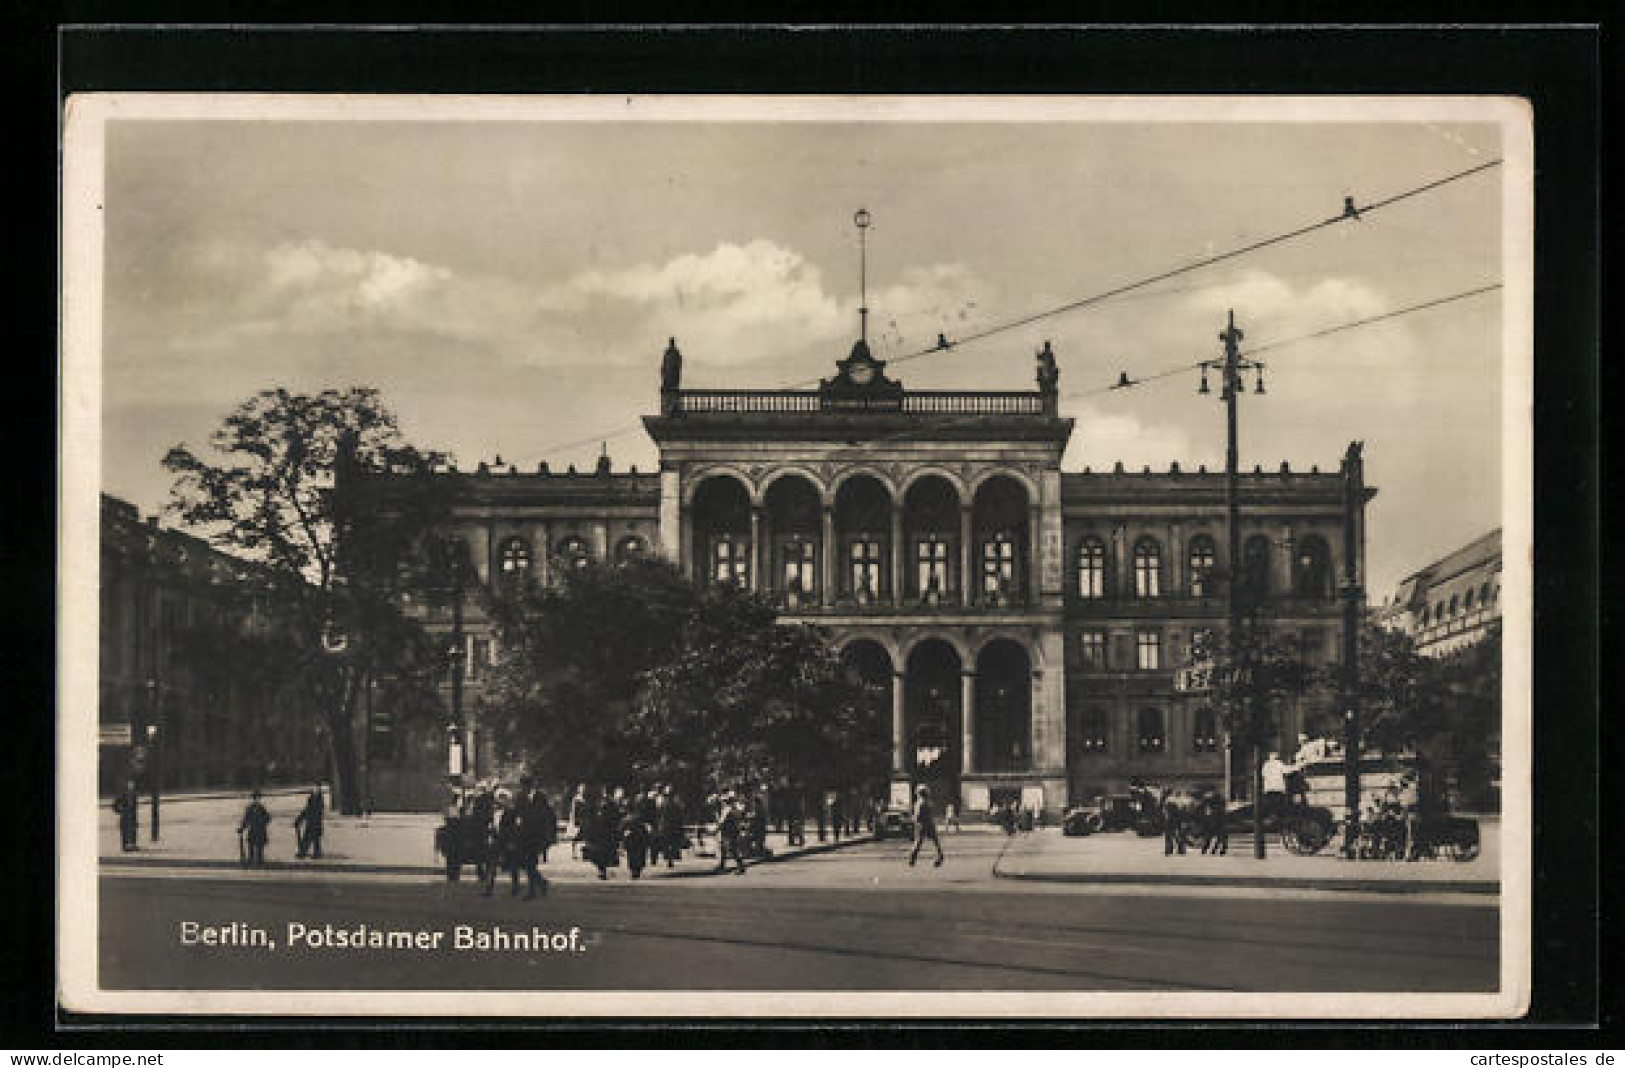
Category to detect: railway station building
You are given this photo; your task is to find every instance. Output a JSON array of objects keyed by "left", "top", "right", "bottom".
[{"left": 365, "top": 335, "right": 1372, "bottom": 814}]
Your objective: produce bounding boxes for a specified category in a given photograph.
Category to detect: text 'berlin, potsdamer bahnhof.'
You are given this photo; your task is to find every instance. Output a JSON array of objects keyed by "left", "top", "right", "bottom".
[{"left": 350, "top": 297, "right": 1372, "bottom": 816}]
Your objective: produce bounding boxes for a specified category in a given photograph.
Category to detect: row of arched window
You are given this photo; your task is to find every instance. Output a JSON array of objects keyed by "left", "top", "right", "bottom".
[
  {"left": 492, "top": 533, "right": 650, "bottom": 581},
  {"left": 1075, "top": 532, "right": 1336, "bottom": 600},
  {"left": 1421, "top": 580, "right": 1499, "bottom": 627},
  {"left": 1073, "top": 706, "right": 1222, "bottom": 756}
]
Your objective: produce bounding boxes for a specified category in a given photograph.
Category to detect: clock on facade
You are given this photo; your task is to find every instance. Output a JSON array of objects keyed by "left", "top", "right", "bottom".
[{"left": 848, "top": 361, "right": 876, "bottom": 385}]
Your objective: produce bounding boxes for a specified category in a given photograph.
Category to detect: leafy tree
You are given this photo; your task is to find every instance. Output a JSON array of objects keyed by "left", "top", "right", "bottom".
[
  {"left": 481, "top": 557, "right": 713, "bottom": 789},
  {"left": 162, "top": 387, "right": 452, "bottom": 812},
  {"left": 482, "top": 558, "right": 886, "bottom": 805},
  {"left": 1190, "top": 622, "right": 1314, "bottom": 751},
  {"left": 1344, "top": 621, "right": 1501, "bottom": 808},
  {"left": 632, "top": 615, "right": 889, "bottom": 803}
]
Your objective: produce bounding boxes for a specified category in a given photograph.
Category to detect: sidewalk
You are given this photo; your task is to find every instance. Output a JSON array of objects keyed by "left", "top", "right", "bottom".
[
  {"left": 97, "top": 793, "right": 873, "bottom": 879},
  {"left": 992, "top": 822, "right": 1501, "bottom": 895}
]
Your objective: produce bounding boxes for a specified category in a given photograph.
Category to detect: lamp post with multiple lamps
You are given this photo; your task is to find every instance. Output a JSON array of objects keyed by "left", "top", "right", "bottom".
[
  {"left": 1198, "top": 310, "right": 1269, "bottom": 860},
  {"left": 144, "top": 677, "right": 162, "bottom": 842}
]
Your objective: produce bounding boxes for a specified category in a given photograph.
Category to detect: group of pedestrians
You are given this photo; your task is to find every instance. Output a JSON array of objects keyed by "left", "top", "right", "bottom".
[
  {"left": 235, "top": 788, "right": 325, "bottom": 866},
  {"left": 563, "top": 783, "right": 689, "bottom": 880}
]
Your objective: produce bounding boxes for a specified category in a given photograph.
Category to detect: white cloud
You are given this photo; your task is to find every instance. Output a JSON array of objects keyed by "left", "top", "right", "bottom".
[{"left": 263, "top": 240, "right": 453, "bottom": 314}]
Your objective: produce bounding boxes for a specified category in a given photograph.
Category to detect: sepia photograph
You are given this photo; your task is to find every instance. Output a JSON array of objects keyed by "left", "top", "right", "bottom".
[{"left": 57, "top": 94, "right": 1532, "bottom": 1018}]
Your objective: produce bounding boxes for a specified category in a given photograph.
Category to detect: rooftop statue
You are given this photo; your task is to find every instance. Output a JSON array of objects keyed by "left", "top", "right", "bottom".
[
  {"left": 661, "top": 337, "right": 683, "bottom": 393},
  {"left": 1036, "top": 340, "right": 1059, "bottom": 392}
]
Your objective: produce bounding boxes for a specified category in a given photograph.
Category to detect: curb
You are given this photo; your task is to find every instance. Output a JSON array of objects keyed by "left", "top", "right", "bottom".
[
  {"left": 99, "top": 787, "right": 313, "bottom": 810},
  {"left": 656, "top": 833, "right": 879, "bottom": 879},
  {"left": 992, "top": 867, "right": 1498, "bottom": 896},
  {"left": 97, "top": 835, "right": 879, "bottom": 880},
  {"left": 101, "top": 855, "right": 438, "bottom": 876}
]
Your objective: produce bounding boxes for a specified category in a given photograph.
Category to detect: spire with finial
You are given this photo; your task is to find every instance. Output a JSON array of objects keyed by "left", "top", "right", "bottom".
[
  {"left": 596, "top": 441, "right": 611, "bottom": 476},
  {"left": 854, "top": 208, "right": 872, "bottom": 344}
]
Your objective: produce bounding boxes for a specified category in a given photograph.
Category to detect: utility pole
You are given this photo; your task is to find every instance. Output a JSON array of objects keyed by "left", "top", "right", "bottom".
[
  {"left": 448, "top": 537, "right": 466, "bottom": 792},
  {"left": 1339, "top": 442, "right": 1366, "bottom": 855},
  {"left": 1200, "top": 310, "right": 1268, "bottom": 859}
]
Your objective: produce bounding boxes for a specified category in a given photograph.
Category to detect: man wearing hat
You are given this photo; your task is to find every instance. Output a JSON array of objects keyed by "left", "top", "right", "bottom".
[
  {"left": 907, "top": 784, "right": 944, "bottom": 868},
  {"left": 238, "top": 790, "right": 272, "bottom": 867},
  {"left": 715, "top": 794, "right": 747, "bottom": 874}
]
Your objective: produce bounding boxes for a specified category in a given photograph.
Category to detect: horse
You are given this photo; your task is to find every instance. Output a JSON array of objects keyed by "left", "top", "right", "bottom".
[{"left": 1156, "top": 786, "right": 1207, "bottom": 856}]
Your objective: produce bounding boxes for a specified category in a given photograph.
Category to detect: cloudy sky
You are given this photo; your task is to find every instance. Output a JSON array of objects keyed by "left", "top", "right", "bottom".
[{"left": 97, "top": 105, "right": 1508, "bottom": 597}]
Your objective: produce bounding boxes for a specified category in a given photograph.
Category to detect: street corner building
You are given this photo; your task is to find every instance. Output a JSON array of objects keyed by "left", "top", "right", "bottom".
[
  {"left": 97, "top": 494, "right": 328, "bottom": 798},
  {"left": 339, "top": 321, "right": 1377, "bottom": 816}
]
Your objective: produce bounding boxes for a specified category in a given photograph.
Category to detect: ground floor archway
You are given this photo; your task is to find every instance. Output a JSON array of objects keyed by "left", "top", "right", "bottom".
[{"left": 904, "top": 638, "right": 962, "bottom": 805}]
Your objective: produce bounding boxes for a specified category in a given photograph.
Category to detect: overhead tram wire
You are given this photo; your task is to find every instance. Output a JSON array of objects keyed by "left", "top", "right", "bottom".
[
  {"left": 1058, "top": 281, "right": 1503, "bottom": 404},
  {"left": 526, "top": 159, "right": 1502, "bottom": 463},
  {"left": 879, "top": 158, "right": 1502, "bottom": 370},
  {"left": 820, "top": 280, "right": 1503, "bottom": 462}
]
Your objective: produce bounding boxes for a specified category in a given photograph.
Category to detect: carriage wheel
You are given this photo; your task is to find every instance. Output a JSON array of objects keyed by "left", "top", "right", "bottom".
[
  {"left": 1284, "top": 817, "right": 1328, "bottom": 856},
  {"left": 1449, "top": 839, "right": 1482, "bottom": 863}
]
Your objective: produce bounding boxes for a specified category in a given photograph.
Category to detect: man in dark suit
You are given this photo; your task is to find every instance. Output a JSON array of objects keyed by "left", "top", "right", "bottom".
[{"left": 238, "top": 790, "right": 272, "bottom": 866}]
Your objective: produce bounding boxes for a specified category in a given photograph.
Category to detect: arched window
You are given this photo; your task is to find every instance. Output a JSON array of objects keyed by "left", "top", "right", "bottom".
[
  {"left": 1137, "top": 707, "right": 1165, "bottom": 753},
  {"left": 1080, "top": 707, "right": 1108, "bottom": 753},
  {"left": 1448, "top": 593, "right": 1460, "bottom": 617},
  {"left": 1192, "top": 707, "right": 1220, "bottom": 753},
  {"left": 1132, "top": 537, "right": 1162, "bottom": 598},
  {"left": 1294, "top": 535, "right": 1334, "bottom": 599},
  {"left": 1464, "top": 587, "right": 1475, "bottom": 609},
  {"left": 1480, "top": 582, "right": 1491, "bottom": 605},
  {"left": 555, "top": 535, "right": 591, "bottom": 571},
  {"left": 1077, "top": 537, "right": 1107, "bottom": 599},
  {"left": 497, "top": 536, "right": 532, "bottom": 581},
  {"left": 614, "top": 535, "right": 648, "bottom": 566},
  {"left": 1188, "top": 535, "right": 1217, "bottom": 598}
]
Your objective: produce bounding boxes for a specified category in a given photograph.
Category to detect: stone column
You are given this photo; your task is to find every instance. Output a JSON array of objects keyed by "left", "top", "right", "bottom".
[
  {"left": 1033, "top": 629, "right": 1068, "bottom": 773},
  {"left": 537, "top": 521, "right": 552, "bottom": 586},
  {"left": 680, "top": 512, "right": 695, "bottom": 582},
  {"left": 750, "top": 507, "right": 764, "bottom": 593},
  {"left": 1040, "top": 469, "right": 1065, "bottom": 609},
  {"left": 959, "top": 506, "right": 975, "bottom": 607},
  {"left": 961, "top": 670, "right": 977, "bottom": 775},
  {"left": 891, "top": 671, "right": 907, "bottom": 774},
  {"left": 1027, "top": 503, "right": 1042, "bottom": 605},
  {"left": 889, "top": 503, "right": 904, "bottom": 606},
  {"left": 820, "top": 505, "right": 836, "bottom": 607},
  {"left": 1169, "top": 521, "right": 1185, "bottom": 598},
  {"left": 659, "top": 469, "right": 681, "bottom": 563},
  {"left": 1277, "top": 524, "right": 1296, "bottom": 597}
]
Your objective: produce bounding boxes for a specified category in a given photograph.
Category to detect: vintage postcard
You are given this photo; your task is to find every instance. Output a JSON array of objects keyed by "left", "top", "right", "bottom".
[{"left": 58, "top": 94, "right": 1532, "bottom": 1017}]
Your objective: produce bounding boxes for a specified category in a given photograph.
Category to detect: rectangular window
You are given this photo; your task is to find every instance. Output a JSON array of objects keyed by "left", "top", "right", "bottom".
[
  {"left": 468, "top": 637, "right": 491, "bottom": 681},
  {"left": 1136, "top": 629, "right": 1162, "bottom": 671},
  {"left": 849, "top": 539, "right": 883, "bottom": 598},
  {"left": 711, "top": 538, "right": 749, "bottom": 587},
  {"left": 781, "top": 539, "right": 816, "bottom": 595},
  {"left": 916, "top": 538, "right": 951, "bottom": 597},
  {"left": 981, "top": 536, "right": 1016, "bottom": 594},
  {"left": 1079, "top": 629, "right": 1107, "bottom": 670}
]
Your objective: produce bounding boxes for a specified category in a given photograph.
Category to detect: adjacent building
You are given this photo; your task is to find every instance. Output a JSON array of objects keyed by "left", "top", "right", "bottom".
[
  {"left": 1375, "top": 528, "right": 1502, "bottom": 657},
  {"left": 361, "top": 333, "right": 1374, "bottom": 814},
  {"left": 98, "top": 493, "right": 325, "bottom": 796}
]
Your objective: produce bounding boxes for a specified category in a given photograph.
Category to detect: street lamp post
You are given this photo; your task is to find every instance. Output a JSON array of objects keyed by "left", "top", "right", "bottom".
[
  {"left": 144, "top": 678, "right": 161, "bottom": 842},
  {"left": 1200, "top": 310, "right": 1268, "bottom": 859},
  {"left": 1339, "top": 443, "right": 1366, "bottom": 854},
  {"left": 445, "top": 536, "right": 467, "bottom": 791}
]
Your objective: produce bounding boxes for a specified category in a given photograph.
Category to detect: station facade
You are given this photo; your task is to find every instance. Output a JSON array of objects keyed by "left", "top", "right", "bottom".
[{"left": 379, "top": 336, "right": 1371, "bottom": 814}]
